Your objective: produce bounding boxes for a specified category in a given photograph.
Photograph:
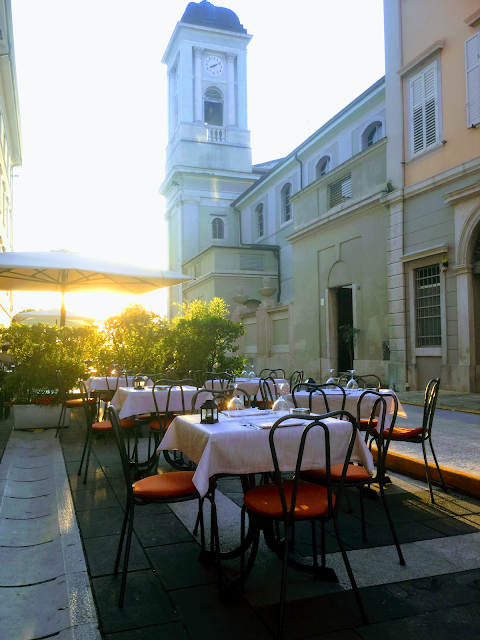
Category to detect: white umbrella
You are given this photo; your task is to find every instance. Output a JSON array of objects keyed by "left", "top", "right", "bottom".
[
  {"left": 0, "top": 251, "right": 192, "bottom": 326},
  {"left": 14, "top": 308, "right": 96, "bottom": 327}
]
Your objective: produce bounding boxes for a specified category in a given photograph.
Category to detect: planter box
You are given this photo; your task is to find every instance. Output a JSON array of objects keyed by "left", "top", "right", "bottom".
[{"left": 12, "top": 404, "right": 71, "bottom": 431}]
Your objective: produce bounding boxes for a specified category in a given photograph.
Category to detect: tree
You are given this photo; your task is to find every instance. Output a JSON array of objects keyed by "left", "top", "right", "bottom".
[
  {"left": 338, "top": 324, "right": 360, "bottom": 366},
  {"left": 166, "top": 298, "right": 245, "bottom": 377}
]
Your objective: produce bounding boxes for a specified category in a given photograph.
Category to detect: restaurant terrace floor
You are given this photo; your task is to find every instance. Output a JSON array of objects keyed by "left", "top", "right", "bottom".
[{"left": 0, "top": 405, "right": 479, "bottom": 640}]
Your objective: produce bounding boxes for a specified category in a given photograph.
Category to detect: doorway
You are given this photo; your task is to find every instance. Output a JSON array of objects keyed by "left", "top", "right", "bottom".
[{"left": 337, "top": 286, "right": 353, "bottom": 372}]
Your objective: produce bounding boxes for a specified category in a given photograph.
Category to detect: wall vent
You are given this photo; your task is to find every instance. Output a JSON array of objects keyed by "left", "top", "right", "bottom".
[{"left": 240, "top": 254, "right": 264, "bottom": 271}]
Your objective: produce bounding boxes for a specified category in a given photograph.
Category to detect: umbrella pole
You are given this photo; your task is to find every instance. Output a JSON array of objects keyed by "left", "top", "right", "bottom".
[{"left": 60, "top": 270, "right": 67, "bottom": 327}]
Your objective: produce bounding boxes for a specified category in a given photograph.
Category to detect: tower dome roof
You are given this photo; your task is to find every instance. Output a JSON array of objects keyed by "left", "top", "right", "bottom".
[{"left": 180, "top": 1, "right": 247, "bottom": 34}]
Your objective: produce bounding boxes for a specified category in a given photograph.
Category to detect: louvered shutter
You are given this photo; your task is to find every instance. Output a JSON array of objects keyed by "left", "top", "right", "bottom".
[
  {"left": 410, "top": 61, "right": 438, "bottom": 155},
  {"left": 466, "top": 33, "right": 480, "bottom": 127}
]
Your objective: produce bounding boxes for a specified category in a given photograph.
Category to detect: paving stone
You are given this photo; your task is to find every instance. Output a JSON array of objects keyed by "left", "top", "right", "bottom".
[
  {"left": 171, "top": 583, "right": 272, "bottom": 640},
  {"left": 76, "top": 506, "right": 126, "bottom": 539},
  {"left": 0, "top": 574, "right": 70, "bottom": 639},
  {"left": 66, "top": 570, "right": 97, "bottom": 626},
  {"left": 0, "top": 493, "right": 57, "bottom": 519},
  {"left": 0, "top": 537, "right": 65, "bottom": 586},
  {"left": 9, "top": 453, "right": 53, "bottom": 468},
  {"left": 423, "top": 515, "right": 478, "bottom": 536},
  {"left": 354, "top": 602, "right": 480, "bottom": 640},
  {"left": 105, "top": 621, "right": 189, "bottom": 639},
  {"left": 0, "top": 512, "right": 60, "bottom": 546},
  {"left": 7, "top": 464, "right": 53, "bottom": 482},
  {"left": 92, "top": 571, "right": 177, "bottom": 634},
  {"left": 4, "top": 476, "right": 56, "bottom": 498},
  {"left": 71, "top": 488, "right": 121, "bottom": 512},
  {"left": 147, "top": 541, "right": 219, "bottom": 590},
  {"left": 413, "top": 532, "right": 480, "bottom": 571},
  {"left": 83, "top": 532, "right": 150, "bottom": 577},
  {"left": 133, "top": 512, "right": 194, "bottom": 547},
  {"left": 69, "top": 474, "right": 111, "bottom": 493}
]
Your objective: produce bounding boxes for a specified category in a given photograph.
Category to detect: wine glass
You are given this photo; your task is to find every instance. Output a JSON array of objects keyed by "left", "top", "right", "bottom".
[
  {"left": 272, "top": 382, "right": 290, "bottom": 413},
  {"left": 226, "top": 393, "right": 245, "bottom": 417},
  {"left": 346, "top": 370, "right": 358, "bottom": 389},
  {"left": 240, "top": 366, "right": 248, "bottom": 378},
  {"left": 326, "top": 369, "right": 336, "bottom": 389},
  {"left": 248, "top": 364, "right": 256, "bottom": 379}
]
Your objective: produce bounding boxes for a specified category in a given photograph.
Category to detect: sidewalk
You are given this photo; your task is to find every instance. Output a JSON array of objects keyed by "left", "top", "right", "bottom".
[
  {"left": 397, "top": 390, "right": 480, "bottom": 414},
  {"left": 1, "top": 414, "right": 479, "bottom": 640}
]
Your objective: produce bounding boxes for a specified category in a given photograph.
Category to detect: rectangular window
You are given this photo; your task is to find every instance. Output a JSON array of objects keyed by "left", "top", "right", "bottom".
[
  {"left": 415, "top": 264, "right": 441, "bottom": 347},
  {"left": 257, "top": 205, "right": 264, "bottom": 238},
  {"left": 409, "top": 61, "right": 439, "bottom": 156},
  {"left": 466, "top": 33, "right": 480, "bottom": 127},
  {"left": 329, "top": 175, "right": 352, "bottom": 208}
]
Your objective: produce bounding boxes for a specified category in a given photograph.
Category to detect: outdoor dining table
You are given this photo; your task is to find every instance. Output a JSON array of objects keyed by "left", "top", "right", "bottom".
[
  {"left": 111, "top": 385, "right": 209, "bottom": 419},
  {"left": 84, "top": 376, "right": 137, "bottom": 393},
  {"left": 286, "top": 388, "right": 406, "bottom": 428}
]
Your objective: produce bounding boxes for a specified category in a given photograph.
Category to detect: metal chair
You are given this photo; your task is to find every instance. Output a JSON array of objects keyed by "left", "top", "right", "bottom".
[
  {"left": 190, "top": 387, "right": 236, "bottom": 413},
  {"left": 55, "top": 370, "right": 95, "bottom": 442},
  {"left": 107, "top": 405, "right": 222, "bottom": 607},
  {"left": 259, "top": 368, "right": 286, "bottom": 379},
  {"left": 291, "top": 382, "right": 346, "bottom": 414},
  {"left": 258, "top": 376, "right": 279, "bottom": 410},
  {"left": 240, "top": 412, "right": 368, "bottom": 639},
  {"left": 203, "top": 372, "right": 235, "bottom": 389},
  {"left": 302, "top": 391, "right": 405, "bottom": 565},
  {"left": 379, "top": 378, "right": 446, "bottom": 502},
  {"left": 289, "top": 369, "right": 304, "bottom": 389}
]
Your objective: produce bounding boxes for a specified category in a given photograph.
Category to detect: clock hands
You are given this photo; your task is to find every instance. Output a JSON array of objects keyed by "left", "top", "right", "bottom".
[{"left": 208, "top": 61, "right": 221, "bottom": 70}]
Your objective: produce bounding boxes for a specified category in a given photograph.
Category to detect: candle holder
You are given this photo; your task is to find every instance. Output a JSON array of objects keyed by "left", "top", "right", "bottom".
[{"left": 200, "top": 398, "right": 219, "bottom": 424}]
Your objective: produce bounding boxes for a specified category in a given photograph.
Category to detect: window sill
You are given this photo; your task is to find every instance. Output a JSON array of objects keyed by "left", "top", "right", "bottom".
[
  {"left": 407, "top": 143, "right": 444, "bottom": 165},
  {"left": 415, "top": 347, "right": 441, "bottom": 357},
  {"left": 280, "top": 219, "right": 293, "bottom": 230}
]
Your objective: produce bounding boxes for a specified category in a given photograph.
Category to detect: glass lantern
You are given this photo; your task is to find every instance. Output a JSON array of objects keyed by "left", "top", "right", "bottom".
[
  {"left": 200, "top": 398, "right": 219, "bottom": 424},
  {"left": 133, "top": 375, "right": 147, "bottom": 390}
]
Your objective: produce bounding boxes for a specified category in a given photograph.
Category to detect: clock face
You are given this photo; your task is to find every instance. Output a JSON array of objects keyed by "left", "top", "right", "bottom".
[{"left": 204, "top": 55, "right": 223, "bottom": 76}]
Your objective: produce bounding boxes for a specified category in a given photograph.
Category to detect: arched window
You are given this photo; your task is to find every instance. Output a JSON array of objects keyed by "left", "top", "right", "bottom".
[
  {"left": 256, "top": 203, "right": 264, "bottom": 238},
  {"left": 315, "top": 155, "right": 331, "bottom": 180},
  {"left": 281, "top": 183, "right": 292, "bottom": 223},
  {"left": 362, "top": 121, "right": 383, "bottom": 150},
  {"left": 212, "top": 217, "right": 224, "bottom": 239},
  {"left": 204, "top": 87, "right": 223, "bottom": 126}
]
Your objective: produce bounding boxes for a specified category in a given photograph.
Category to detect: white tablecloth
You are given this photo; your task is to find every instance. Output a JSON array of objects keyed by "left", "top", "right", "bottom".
[
  {"left": 85, "top": 376, "right": 136, "bottom": 392},
  {"left": 157, "top": 413, "right": 374, "bottom": 497},
  {"left": 286, "top": 388, "right": 406, "bottom": 428},
  {"left": 112, "top": 386, "right": 210, "bottom": 419}
]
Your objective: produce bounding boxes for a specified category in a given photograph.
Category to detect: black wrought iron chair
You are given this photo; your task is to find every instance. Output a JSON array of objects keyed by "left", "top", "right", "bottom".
[
  {"left": 378, "top": 378, "right": 445, "bottom": 502},
  {"left": 291, "top": 382, "right": 346, "bottom": 414},
  {"left": 240, "top": 412, "right": 368, "bottom": 639},
  {"left": 258, "top": 376, "right": 279, "bottom": 410},
  {"left": 107, "top": 405, "right": 222, "bottom": 607},
  {"left": 289, "top": 369, "right": 304, "bottom": 389},
  {"left": 203, "top": 372, "right": 235, "bottom": 389},
  {"left": 55, "top": 370, "right": 95, "bottom": 442}
]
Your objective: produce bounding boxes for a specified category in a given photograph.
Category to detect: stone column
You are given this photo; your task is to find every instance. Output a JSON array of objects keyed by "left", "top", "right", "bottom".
[
  {"left": 168, "top": 69, "right": 176, "bottom": 138},
  {"left": 226, "top": 52, "right": 236, "bottom": 127},
  {"left": 193, "top": 47, "right": 204, "bottom": 124},
  {"left": 454, "top": 264, "right": 476, "bottom": 390}
]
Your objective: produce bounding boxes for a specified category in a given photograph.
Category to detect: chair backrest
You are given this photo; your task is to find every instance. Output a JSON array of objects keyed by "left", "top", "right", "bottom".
[
  {"left": 188, "top": 370, "right": 205, "bottom": 386},
  {"left": 289, "top": 370, "right": 304, "bottom": 389},
  {"left": 259, "top": 376, "right": 278, "bottom": 409},
  {"left": 259, "top": 368, "right": 286, "bottom": 379},
  {"left": 78, "top": 380, "right": 94, "bottom": 429},
  {"left": 422, "top": 378, "right": 440, "bottom": 439},
  {"left": 355, "top": 374, "right": 381, "bottom": 390},
  {"left": 357, "top": 390, "right": 398, "bottom": 480},
  {"left": 190, "top": 387, "right": 234, "bottom": 413},
  {"left": 291, "top": 382, "right": 346, "bottom": 412},
  {"left": 152, "top": 383, "right": 187, "bottom": 430},
  {"left": 56, "top": 370, "right": 67, "bottom": 406},
  {"left": 269, "top": 410, "right": 358, "bottom": 522},
  {"left": 203, "top": 372, "right": 234, "bottom": 389},
  {"left": 108, "top": 405, "right": 135, "bottom": 503}
]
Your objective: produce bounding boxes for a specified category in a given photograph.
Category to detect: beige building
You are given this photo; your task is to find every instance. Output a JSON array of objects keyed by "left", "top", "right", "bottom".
[
  {"left": 0, "top": 0, "right": 21, "bottom": 326},
  {"left": 383, "top": 0, "right": 480, "bottom": 391}
]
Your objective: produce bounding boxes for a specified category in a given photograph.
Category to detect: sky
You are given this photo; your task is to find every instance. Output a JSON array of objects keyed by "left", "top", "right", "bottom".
[{"left": 9, "top": 0, "right": 385, "bottom": 321}]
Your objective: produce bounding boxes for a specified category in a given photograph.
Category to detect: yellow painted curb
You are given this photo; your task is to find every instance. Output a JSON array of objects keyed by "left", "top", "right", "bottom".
[
  {"left": 371, "top": 448, "right": 480, "bottom": 499},
  {"left": 399, "top": 400, "right": 480, "bottom": 415}
]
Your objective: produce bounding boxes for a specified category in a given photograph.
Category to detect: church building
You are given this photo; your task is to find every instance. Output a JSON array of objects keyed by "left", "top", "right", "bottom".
[{"left": 160, "top": 0, "right": 480, "bottom": 394}]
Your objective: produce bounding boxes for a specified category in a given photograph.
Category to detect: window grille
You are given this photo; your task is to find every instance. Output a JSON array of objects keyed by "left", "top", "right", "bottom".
[
  {"left": 329, "top": 175, "right": 352, "bottom": 208},
  {"left": 212, "top": 217, "right": 224, "bottom": 239},
  {"left": 283, "top": 184, "right": 292, "bottom": 222},
  {"left": 240, "top": 254, "right": 264, "bottom": 271},
  {"left": 415, "top": 264, "right": 441, "bottom": 347},
  {"left": 256, "top": 204, "right": 264, "bottom": 238}
]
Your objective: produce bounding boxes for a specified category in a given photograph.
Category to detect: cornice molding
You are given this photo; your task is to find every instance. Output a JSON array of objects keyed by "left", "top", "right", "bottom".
[
  {"left": 452, "top": 263, "right": 473, "bottom": 276},
  {"left": 400, "top": 156, "right": 480, "bottom": 201},
  {"left": 465, "top": 9, "right": 480, "bottom": 28},
  {"left": 397, "top": 40, "right": 445, "bottom": 77},
  {"left": 443, "top": 181, "right": 480, "bottom": 206},
  {"left": 400, "top": 244, "right": 449, "bottom": 263}
]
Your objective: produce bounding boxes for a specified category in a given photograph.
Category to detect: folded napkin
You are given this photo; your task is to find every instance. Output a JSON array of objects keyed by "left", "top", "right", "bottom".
[
  {"left": 221, "top": 408, "right": 265, "bottom": 417},
  {"left": 248, "top": 415, "right": 306, "bottom": 429}
]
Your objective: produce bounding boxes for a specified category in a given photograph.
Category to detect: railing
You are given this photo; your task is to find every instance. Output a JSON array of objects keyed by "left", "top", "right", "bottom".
[{"left": 207, "top": 127, "right": 226, "bottom": 143}]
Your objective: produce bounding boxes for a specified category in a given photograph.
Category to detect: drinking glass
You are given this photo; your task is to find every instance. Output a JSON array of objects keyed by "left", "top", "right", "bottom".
[
  {"left": 346, "top": 370, "right": 358, "bottom": 389},
  {"left": 326, "top": 369, "right": 336, "bottom": 389},
  {"left": 240, "top": 367, "right": 248, "bottom": 378},
  {"left": 248, "top": 364, "right": 256, "bottom": 379},
  {"left": 227, "top": 394, "right": 245, "bottom": 416},
  {"left": 272, "top": 382, "right": 290, "bottom": 413}
]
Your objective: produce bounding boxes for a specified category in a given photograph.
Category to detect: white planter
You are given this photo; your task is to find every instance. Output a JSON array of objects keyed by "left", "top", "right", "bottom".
[{"left": 12, "top": 404, "right": 71, "bottom": 431}]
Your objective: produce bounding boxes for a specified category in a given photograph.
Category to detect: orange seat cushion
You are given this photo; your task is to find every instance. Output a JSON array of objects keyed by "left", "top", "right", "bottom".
[
  {"left": 149, "top": 416, "right": 177, "bottom": 431},
  {"left": 243, "top": 480, "right": 332, "bottom": 519},
  {"left": 137, "top": 413, "right": 152, "bottom": 421},
  {"left": 387, "top": 426, "right": 423, "bottom": 440},
  {"left": 302, "top": 463, "right": 372, "bottom": 483},
  {"left": 132, "top": 470, "right": 196, "bottom": 499},
  {"left": 92, "top": 419, "right": 136, "bottom": 431},
  {"left": 359, "top": 418, "right": 378, "bottom": 430}
]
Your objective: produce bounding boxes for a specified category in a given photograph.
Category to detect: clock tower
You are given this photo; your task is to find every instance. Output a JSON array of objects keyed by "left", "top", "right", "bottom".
[{"left": 160, "top": 1, "right": 258, "bottom": 313}]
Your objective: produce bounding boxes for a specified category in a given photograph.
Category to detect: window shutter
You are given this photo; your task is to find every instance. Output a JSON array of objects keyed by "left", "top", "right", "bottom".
[
  {"left": 466, "top": 33, "right": 480, "bottom": 127},
  {"left": 410, "top": 62, "right": 438, "bottom": 156}
]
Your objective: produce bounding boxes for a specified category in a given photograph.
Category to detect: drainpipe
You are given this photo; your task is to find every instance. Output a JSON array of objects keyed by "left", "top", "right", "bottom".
[
  {"left": 294, "top": 153, "right": 303, "bottom": 189},
  {"left": 232, "top": 204, "right": 281, "bottom": 303}
]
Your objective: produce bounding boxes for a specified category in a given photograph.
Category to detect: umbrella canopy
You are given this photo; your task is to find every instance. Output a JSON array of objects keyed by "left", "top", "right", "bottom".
[
  {"left": 0, "top": 251, "right": 192, "bottom": 326},
  {"left": 14, "top": 308, "right": 96, "bottom": 327}
]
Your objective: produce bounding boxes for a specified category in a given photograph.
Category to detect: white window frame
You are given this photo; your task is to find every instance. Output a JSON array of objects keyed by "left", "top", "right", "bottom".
[
  {"left": 408, "top": 60, "right": 441, "bottom": 158},
  {"left": 255, "top": 203, "right": 265, "bottom": 240},
  {"left": 315, "top": 155, "right": 332, "bottom": 180},
  {"left": 281, "top": 183, "right": 292, "bottom": 225},
  {"left": 465, "top": 32, "right": 480, "bottom": 128},
  {"left": 359, "top": 116, "right": 385, "bottom": 152},
  {"left": 212, "top": 216, "right": 225, "bottom": 239}
]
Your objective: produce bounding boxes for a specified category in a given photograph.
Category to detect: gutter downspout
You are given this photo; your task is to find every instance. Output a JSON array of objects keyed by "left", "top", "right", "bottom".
[
  {"left": 232, "top": 204, "right": 281, "bottom": 303},
  {"left": 294, "top": 153, "right": 302, "bottom": 189}
]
